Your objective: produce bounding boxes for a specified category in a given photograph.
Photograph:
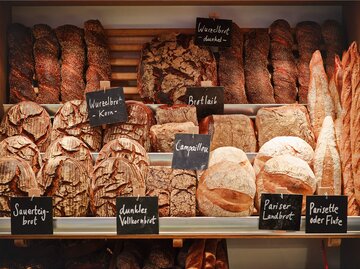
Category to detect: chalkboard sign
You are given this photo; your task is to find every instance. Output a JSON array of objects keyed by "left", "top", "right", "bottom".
[
  {"left": 10, "top": 197, "right": 53, "bottom": 235},
  {"left": 86, "top": 87, "right": 128, "bottom": 127},
  {"left": 172, "top": 133, "right": 211, "bottom": 170},
  {"left": 186, "top": 87, "right": 224, "bottom": 119},
  {"left": 306, "top": 195, "right": 347, "bottom": 233},
  {"left": 116, "top": 196, "right": 159, "bottom": 235},
  {"left": 195, "top": 17, "right": 232, "bottom": 47},
  {"left": 259, "top": 193, "right": 302, "bottom": 231}
]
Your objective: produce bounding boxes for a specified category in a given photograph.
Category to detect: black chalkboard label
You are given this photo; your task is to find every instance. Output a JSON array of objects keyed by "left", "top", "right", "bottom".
[
  {"left": 259, "top": 193, "right": 302, "bottom": 231},
  {"left": 186, "top": 87, "right": 224, "bottom": 119},
  {"left": 10, "top": 197, "right": 53, "bottom": 235},
  {"left": 86, "top": 87, "right": 128, "bottom": 127},
  {"left": 195, "top": 17, "right": 232, "bottom": 47},
  {"left": 171, "top": 133, "right": 210, "bottom": 170},
  {"left": 116, "top": 196, "right": 159, "bottom": 235},
  {"left": 306, "top": 195, "right": 347, "bottom": 233}
]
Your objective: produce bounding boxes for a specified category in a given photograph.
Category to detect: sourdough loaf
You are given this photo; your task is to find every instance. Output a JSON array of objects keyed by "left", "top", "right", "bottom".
[
  {"left": 0, "top": 156, "right": 38, "bottom": 217},
  {"left": 256, "top": 104, "right": 315, "bottom": 148},
  {"left": 200, "top": 114, "right": 257, "bottom": 152},
  {"left": 155, "top": 105, "right": 198, "bottom": 125},
  {"left": 0, "top": 101, "right": 52, "bottom": 152},
  {"left": 52, "top": 100, "right": 102, "bottom": 152},
  {"left": 0, "top": 135, "right": 42, "bottom": 174},
  {"left": 37, "top": 156, "right": 90, "bottom": 217}
]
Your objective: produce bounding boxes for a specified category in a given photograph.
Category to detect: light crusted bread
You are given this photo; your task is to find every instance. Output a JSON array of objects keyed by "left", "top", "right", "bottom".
[
  {"left": 197, "top": 160, "right": 256, "bottom": 217},
  {"left": 256, "top": 104, "right": 316, "bottom": 149},
  {"left": 253, "top": 136, "right": 314, "bottom": 176},
  {"left": 314, "top": 116, "right": 341, "bottom": 195},
  {"left": 328, "top": 55, "right": 343, "bottom": 119},
  {"left": 307, "top": 50, "right": 335, "bottom": 139},
  {"left": 256, "top": 154, "right": 316, "bottom": 209}
]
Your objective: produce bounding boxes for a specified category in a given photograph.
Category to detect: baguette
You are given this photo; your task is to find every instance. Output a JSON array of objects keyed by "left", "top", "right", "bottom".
[{"left": 186, "top": 240, "right": 206, "bottom": 269}]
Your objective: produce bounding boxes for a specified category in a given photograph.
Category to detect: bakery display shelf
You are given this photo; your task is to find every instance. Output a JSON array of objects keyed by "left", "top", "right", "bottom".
[{"left": 1, "top": 216, "right": 360, "bottom": 239}]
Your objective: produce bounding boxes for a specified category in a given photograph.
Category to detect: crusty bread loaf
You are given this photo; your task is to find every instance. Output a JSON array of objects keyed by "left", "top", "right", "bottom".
[
  {"left": 197, "top": 160, "right": 256, "bottom": 217},
  {"left": 90, "top": 157, "right": 145, "bottom": 217},
  {"left": 199, "top": 114, "right": 257, "bottom": 152},
  {"left": 328, "top": 55, "right": 343, "bottom": 119},
  {"left": 256, "top": 104, "right": 316, "bottom": 148},
  {"left": 256, "top": 154, "right": 316, "bottom": 210},
  {"left": 37, "top": 156, "right": 90, "bottom": 217},
  {"left": 185, "top": 240, "right": 205, "bottom": 269},
  {"left": 215, "top": 240, "right": 229, "bottom": 269},
  {"left": 314, "top": 116, "right": 341, "bottom": 195},
  {"left": 203, "top": 239, "right": 219, "bottom": 269},
  {"left": 0, "top": 156, "right": 38, "bottom": 216},
  {"left": 148, "top": 241, "right": 175, "bottom": 268},
  {"left": 253, "top": 136, "right": 314, "bottom": 176},
  {"left": 0, "top": 135, "right": 42, "bottom": 174},
  {"left": 307, "top": 50, "right": 335, "bottom": 139},
  {"left": 0, "top": 101, "right": 52, "bottom": 152},
  {"left": 150, "top": 122, "right": 199, "bottom": 152},
  {"left": 52, "top": 100, "right": 102, "bottom": 152},
  {"left": 44, "top": 136, "right": 93, "bottom": 174},
  {"left": 155, "top": 105, "right": 198, "bottom": 126}
]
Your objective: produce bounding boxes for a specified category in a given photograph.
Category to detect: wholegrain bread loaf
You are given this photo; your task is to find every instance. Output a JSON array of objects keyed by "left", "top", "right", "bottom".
[
  {"left": 37, "top": 156, "right": 90, "bottom": 217},
  {"left": 0, "top": 101, "right": 52, "bottom": 152},
  {"left": 155, "top": 104, "right": 198, "bottom": 126},
  {"left": 0, "top": 135, "right": 42, "bottom": 174},
  {"left": 256, "top": 104, "right": 316, "bottom": 148}
]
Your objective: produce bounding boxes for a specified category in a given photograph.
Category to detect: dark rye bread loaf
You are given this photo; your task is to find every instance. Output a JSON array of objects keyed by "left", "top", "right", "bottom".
[
  {"left": 33, "top": 24, "right": 61, "bottom": 103},
  {"left": 103, "top": 101, "right": 155, "bottom": 151},
  {"left": 0, "top": 156, "right": 38, "bottom": 217},
  {"left": 138, "top": 33, "right": 217, "bottom": 104},
  {"left": 0, "top": 135, "right": 42, "bottom": 174},
  {"left": 44, "top": 136, "right": 93, "bottom": 174},
  {"left": 8, "top": 23, "right": 36, "bottom": 103},
  {"left": 90, "top": 157, "right": 145, "bottom": 217},
  {"left": 37, "top": 156, "right": 90, "bottom": 217},
  {"left": 56, "top": 25, "right": 86, "bottom": 102},
  {"left": 84, "top": 20, "right": 111, "bottom": 93},
  {"left": 0, "top": 101, "right": 52, "bottom": 152},
  {"left": 146, "top": 166, "right": 196, "bottom": 217},
  {"left": 52, "top": 100, "right": 102, "bottom": 152}
]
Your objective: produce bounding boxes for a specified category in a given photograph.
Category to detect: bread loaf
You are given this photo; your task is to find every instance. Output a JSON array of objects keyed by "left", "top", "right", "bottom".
[
  {"left": 103, "top": 101, "right": 155, "bottom": 151},
  {"left": 269, "top": 19, "right": 297, "bottom": 104},
  {"left": 84, "top": 20, "right": 111, "bottom": 93},
  {"left": 185, "top": 240, "right": 205, "bottom": 269},
  {"left": 314, "top": 116, "right": 341, "bottom": 195},
  {"left": 244, "top": 29, "right": 275, "bottom": 103},
  {"left": 116, "top": 241, "right": 143, "bottom": 269},
  {"left": 328, "top": 55, "right": 342, "bottom": 119},
  {"left": 52, "top": 100, "right": 102, "bottom": 152},
  {"left": 307, "top": 50, "right": 335, "bottom": 139},
  {"left": 90, "top": 157, "right": 145, "bottom": 217},
  {"left": 203, "top": 239, "right": 219, "bottom": 269},
  {"left": 0, "top": 135, "right": 42, "bottom": 174},
  {"left": 56, "top": 25, "right": 86, "bottom": 101},
  {"left": 256, "top": 155, "right": 316, "bottom": 209},
  {"left": 44, "top": 136, "right": 93, "bottom": 174},
  {"left": 199, "top": 114, "right": 257, "bottom": 152},
  {"left": 0, "top": 101, "right": 52, "bottom": 152},
  {"left": 150, "top": 122, "right": 199, "bottom": 152},
  {"left": 253, "top": 136, "right": 314, "bottom": 176},
  {"left": 148, "top": 241, "right": 175, "bottom": 268},
  {"left": 97, "top": 137, "right": 149, "bottom": 180},
  {"left": 256, "top": 104, "right": 316, "bottom": 148},
  {"left": 138, "top": 33, "right": 217, "bottom": 104},
  {"left": 146, "top": 167, "right": 196, "bottom": 217},
  {"left": 0, "top": 156, "right": 38, "bottom": 216},
  {"left": 8, "top": 23, "right": 36, "bottom": 103},
  {"left": 219, "top": 23, "right": 247, "bottom": 104},
  {"left": 33, "top": 24, "right": 61, "bottom": 103},
  {"left": 37, "top": 156, "right": 90, "bottom": 217},
  {"left": 155, "top": 105, "right": 198, "bottom": 125},
  {"left": 215, "top": 240, "right": 229, "bottom": 269}
]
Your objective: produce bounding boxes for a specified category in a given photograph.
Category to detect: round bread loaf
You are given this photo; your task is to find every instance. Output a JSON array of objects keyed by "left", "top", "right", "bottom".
[
  {"left": 197, "top": 160, "right": 256, "bottom": 217},
  {"left": 0, "top": 101, "right": 51, "bottom": 151},
  {"left": 44, "top": 136, "right": 93, "bottom": 174},
  {"left": 52, "top": 100, "right": 102, "bottom": 151},
  {"left": 37, "top": 156, "right": 90, "bottom": 217},
  {"left": 90, "top": 157, "right": 145, "bottom": 217},
  {"left": 0, "top": 156, "right": 38, "bottom": 216},
  {"left": 97, "top": 137, "right": 149, "bottom": 180},
  {"left": 253, "top": 136, "right": 314, "bottom": 176},
  {"left": 0, "top": 135, "right": 42, "bottom": 174},
  {"left": 256, "top": 154, "right": 316, "bottom": 209}
]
